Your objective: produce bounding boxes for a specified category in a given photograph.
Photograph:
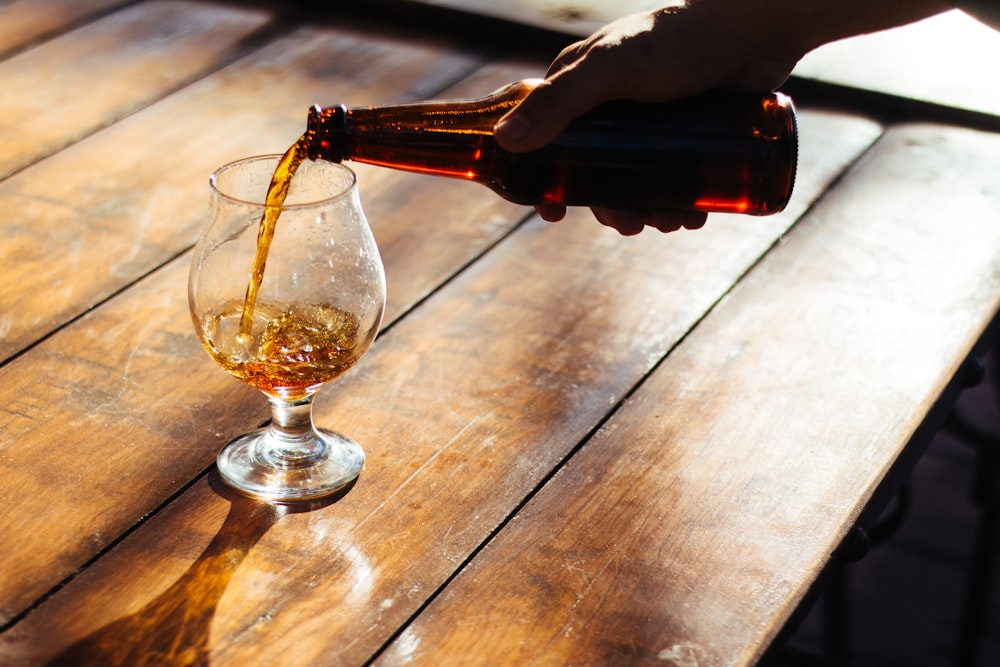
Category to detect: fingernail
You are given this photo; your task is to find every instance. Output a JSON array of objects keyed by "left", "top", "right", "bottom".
[{"left": 495, "top": 113, "right": 531, "bottom": 142}]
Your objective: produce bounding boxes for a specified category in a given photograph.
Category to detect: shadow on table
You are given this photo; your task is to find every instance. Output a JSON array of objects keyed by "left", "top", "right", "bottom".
[{"left": 45, "top": 472, "right": 354, "bottom": 667}]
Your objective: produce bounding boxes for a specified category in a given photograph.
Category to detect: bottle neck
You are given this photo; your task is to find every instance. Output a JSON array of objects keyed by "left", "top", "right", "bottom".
[
  {"left": 298, "top": 84, "right": 798, "bottom": 214},
  {"left": 302, "top": 81, "right": 538, "bottom": 165},
  {"left": 305, "top": 104, "right": 348, "bottom": 162}
]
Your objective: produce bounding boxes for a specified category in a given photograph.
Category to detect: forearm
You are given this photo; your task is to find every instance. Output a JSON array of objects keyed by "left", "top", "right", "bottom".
[
  {"left": 496, "top": 0, "right": 959, "bottom": 152},
  {"left": 704, "top": 0, "right": 954, "bottom": 65},
  {"left": 789, "top": 0, "right": 952, "bottom": 47},
  {"left": 493, "top": 0, "right": 973, "bottom": 235}
]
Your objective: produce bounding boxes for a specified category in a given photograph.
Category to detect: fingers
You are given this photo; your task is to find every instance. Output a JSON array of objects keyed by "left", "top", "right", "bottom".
[
  {"left": 494, "top": 69, "right": 616, "bottom": 153},
  {"left": 593, "top": 207, "right": 646, "bottom": 236},
  {"left": 535, "top": 204, "right": 707, "bottom": 236},
  {"left": 592, "top": 207, "right": 708, "bottom": 236},
  {"left": 535, "top": 203, "right": 567, "bottom": 222},
  {"left": 492, "top": 4, "right": 773, "bottom": 236},
  {"left": 495, "top": 13, "right": 662, "bottom": 153}
]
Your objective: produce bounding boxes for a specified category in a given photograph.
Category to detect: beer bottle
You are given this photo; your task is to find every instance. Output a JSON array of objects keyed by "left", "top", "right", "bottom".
[{"left": 303, "top": 79, "right": 797, "bottom": 215}]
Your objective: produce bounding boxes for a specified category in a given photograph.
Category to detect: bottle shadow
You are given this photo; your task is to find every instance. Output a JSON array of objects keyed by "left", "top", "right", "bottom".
[{"left": 46, "top": 472, "right": 354, "bottom": 667}]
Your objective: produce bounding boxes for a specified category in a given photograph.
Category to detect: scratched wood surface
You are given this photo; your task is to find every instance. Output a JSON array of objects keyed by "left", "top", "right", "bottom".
[
  {"left": 794, "top": 10, "right": 1000, "bottom": 119},
  {"left": 0, "top": 14, "right": 510, "bottom": 363},
  {"left": 0, "top": 98, "right": 881, "bottom": 661},
  {"left": 0, "top": 0, "right": 127, "bottom": 57},
  {"left": 1, "top": 1, "right": 998, "bottom": 665},
  {"left": 373, "top": 122, "right": 1000, "bottom": 666},
  {"left": 0, "top": 0, "right": 278, "bottom": 181},
  {"left": 403, "top": 1, "right": 1000, "bottom": 119},
  {"left": 0, "top": 12, "right": 534, "bottom": 624},
  {"left": 406, "top": 0, "right": 658, "bottom": 34}
]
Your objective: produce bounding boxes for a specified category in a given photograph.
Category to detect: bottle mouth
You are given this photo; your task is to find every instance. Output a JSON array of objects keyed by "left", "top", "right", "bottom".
[{"left": 305, "top": 104, "right": 348, "bottom": 162}]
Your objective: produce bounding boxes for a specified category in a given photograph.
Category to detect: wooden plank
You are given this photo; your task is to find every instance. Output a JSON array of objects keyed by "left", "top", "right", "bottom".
[
  {"left": 794, "top": 11, "right": 1000, "bottom": 119},
  {"left": 0, "top": 0, "right": 127, "bottom": 58},
  {"left": 354, "top": 57, "right": 546, "bottom": 317},
  {"left": 373, "top": 122, "right": 1000, "bottom": 665},
  {"left": 403, "top": 2, "right": 1000, "bottom": 121},
  {"left": 402, "top": 0, "right": 651, "bottom": 35},
  {"left": 0, "top": 24, "right": 525, "bottom": 626},
  {"left": 0, "top": 53, "right": 556, "bottom": 632},
  {"left": 0, "top": 23, "right": 505, "bottom": 364},
  {"left": 0, "top": 0, "right": 274, "bottom": 180},
  {"left": 0, "top": 108, "right": 881, "bottom": 661}
]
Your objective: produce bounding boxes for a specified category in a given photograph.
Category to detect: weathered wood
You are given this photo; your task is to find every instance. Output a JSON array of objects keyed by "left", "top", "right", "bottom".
[
  {"left": 0, "top": 22, "right": 508, "bottom": 363},
  {"left": 373, "top": 123, "right": 1000, "bottom": 666},
  {"left": 357, "top": 57, "right": 546, "bottom": 316},
  {"left": 0, "top": 0, "right": 127, "bottom": 58},
  {"left": 795, "top": 10, "right": 1000, "bottom": 119},
  {"left": 0, "top": 108, "right": 881, "bottom": 662},
  {"left": 0, "top": 0, "right": 284, "bottom": 177},
  {"left": 0, "top": 24, "right": 529, "bottom": 626},
  {"left": 398, "top": 0, "right": 649, "bottom": 35},
  {"left": 0, "top": 0, "right": 274, "bottom": 181},
  {"left": 401, "top": 2, "right": 1000, "bottom": 121}
]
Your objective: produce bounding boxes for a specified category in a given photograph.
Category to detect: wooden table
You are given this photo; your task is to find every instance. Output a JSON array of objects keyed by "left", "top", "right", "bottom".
[{"left": 1, "top": 2, "right": 999, "bottom": 665}]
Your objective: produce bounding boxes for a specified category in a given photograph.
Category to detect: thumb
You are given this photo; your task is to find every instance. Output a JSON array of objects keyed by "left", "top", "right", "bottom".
[{"left": 494, "top": 75, "right": 609, "bottom": 153}]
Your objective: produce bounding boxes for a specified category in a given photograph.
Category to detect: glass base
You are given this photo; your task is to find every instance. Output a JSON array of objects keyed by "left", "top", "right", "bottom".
[{"left": 217, "top": 427, "right": 365, "bottom": 502}]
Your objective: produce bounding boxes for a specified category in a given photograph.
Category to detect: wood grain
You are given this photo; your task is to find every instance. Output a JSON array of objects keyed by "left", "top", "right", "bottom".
[
  {"left": 0, "top": 0, "right": 127, "bottom": 58},
  {"left": 794, "top": 10, "right": 1000, "bottom": 119},
  {"left": 0, "top": 108, "right": 881, "bottom": 662},
  {"left": 400, "top": 0, "right": 652, "bottom": 35},
  {"left": 401, "top": 2, "right": 1000, "bottom": 119},
  {"left": 373, "top": 122, "right": 1000, "bottom": 666},
  {"left": 0, "top": 0, "right": 274, "bottom": 181},
  {"left": 0, "top": 21, "right": 527, "bottom": 626},
  {"left": 0, "top": 21, "right": 510, "bottom": 363}
]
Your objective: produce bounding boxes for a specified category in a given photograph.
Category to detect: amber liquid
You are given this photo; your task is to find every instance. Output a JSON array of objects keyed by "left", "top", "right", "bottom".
[
  {"left": 237, "top": 137, "right": 308, "bottom": 341},
  {"left": 204, "top": 299, "right": 363, "bottom": 399},
  {"left": 228, "top": 134, "right": 364, "bottom": 399}
]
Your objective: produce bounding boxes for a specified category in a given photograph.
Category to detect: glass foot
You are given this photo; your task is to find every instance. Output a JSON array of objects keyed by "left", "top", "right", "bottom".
[{"left": 217, "top": 428, "right": 364, "bottom": 502}]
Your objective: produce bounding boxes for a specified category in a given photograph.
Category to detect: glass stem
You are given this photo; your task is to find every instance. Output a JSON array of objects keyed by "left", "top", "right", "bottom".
[{"left": 264, "top": 395, "right": 324, "bottom": 468}]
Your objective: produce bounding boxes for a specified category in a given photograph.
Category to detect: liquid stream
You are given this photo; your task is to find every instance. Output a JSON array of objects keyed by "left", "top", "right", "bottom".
[{"left": 238, "top": 137, "right": 308, "bottom": 341}]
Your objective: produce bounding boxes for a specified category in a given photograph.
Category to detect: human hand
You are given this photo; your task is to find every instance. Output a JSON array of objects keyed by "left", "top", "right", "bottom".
[
  {"left": 494, "top": 0, "right": 949, "bottom": 235},
  {"left": 494, "top": 2, "right": 800, "bottom": 235}
]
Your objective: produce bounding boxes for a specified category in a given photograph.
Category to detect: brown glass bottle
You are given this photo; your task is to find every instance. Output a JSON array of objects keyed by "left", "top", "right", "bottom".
[{"left": 303, "top": 80, "right": 797, "bottom": 215}]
